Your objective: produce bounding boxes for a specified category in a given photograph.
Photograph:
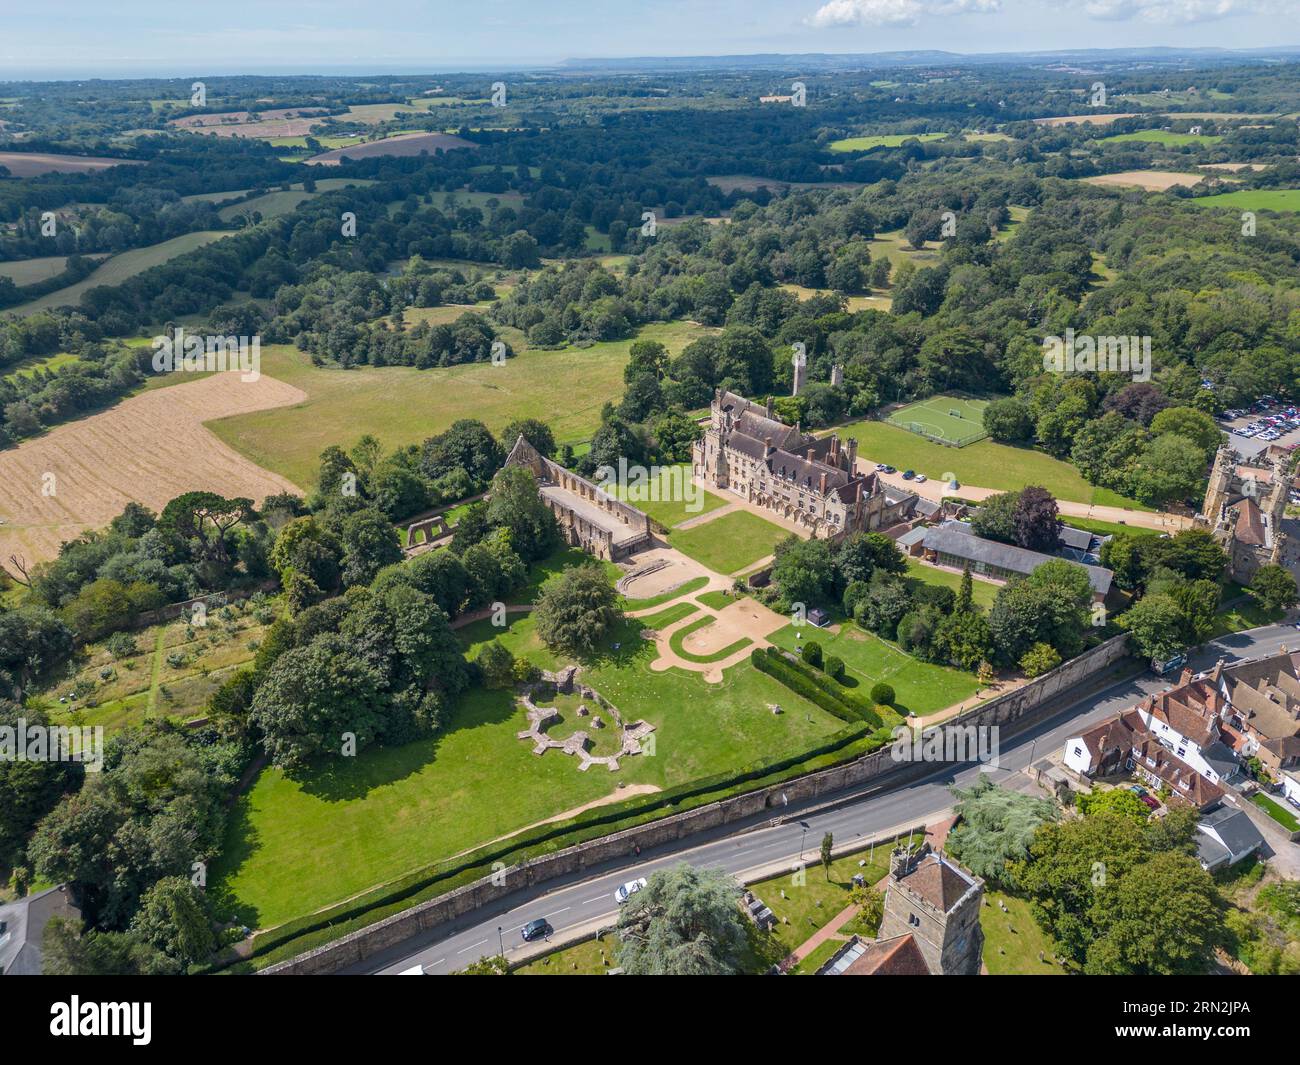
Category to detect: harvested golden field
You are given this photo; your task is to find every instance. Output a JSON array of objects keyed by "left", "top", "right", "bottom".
[
  {"left": 1082, "top": 169, "right": 1206, "bottom": 191},
  {"left": 168, "top": 107, "right": 331, "bottom": 139},
  {"left": 0, "top": 373, "right": 305, "bottom": 565},
  {"left": 1032, "top": 113, "right": 1142, "bottom": 126}
]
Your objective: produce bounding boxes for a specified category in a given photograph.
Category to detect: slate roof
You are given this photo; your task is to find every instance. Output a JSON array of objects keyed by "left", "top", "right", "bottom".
[
  {"left": 1198, "top": 806, "right": 1265, "bottom": 858},
  {"left": 921, "top": 521, "right": 1113, "bottom": 596},
  {"left": 0, "top": 884, "right": 80, "bottom": 976}
]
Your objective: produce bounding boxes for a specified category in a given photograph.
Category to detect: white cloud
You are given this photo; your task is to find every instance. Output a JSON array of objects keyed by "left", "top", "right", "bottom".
[
  {"left": 1083, "top": 0, "right": 1267, "bottom": 24},
  {"left": 807, "top": 0, "right": 1001, "bottom": 29}
]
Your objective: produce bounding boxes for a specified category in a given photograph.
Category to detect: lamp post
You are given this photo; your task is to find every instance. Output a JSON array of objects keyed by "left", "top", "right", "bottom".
[{"left": 497, "top": 925, "right": 504, "bottom": 958}]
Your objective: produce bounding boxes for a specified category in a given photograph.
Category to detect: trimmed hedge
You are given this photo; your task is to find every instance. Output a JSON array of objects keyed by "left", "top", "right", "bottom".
[
  {"left": 215, "top": 705, "right": 893, "bottom": 970},
  {"left": 824, "top": 655, "right": 845, "bottom": 682},
  {"left": 751, "top": 647, "right": 880, "bottom": 728}
]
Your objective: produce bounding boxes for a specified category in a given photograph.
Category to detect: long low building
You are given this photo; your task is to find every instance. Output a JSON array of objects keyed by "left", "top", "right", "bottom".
[
  {"left": 503, "top": 435, "right": 652, "bottom": 561},
  {"left": 903, "top": 520, "right": 1113, "bottom": 602}
]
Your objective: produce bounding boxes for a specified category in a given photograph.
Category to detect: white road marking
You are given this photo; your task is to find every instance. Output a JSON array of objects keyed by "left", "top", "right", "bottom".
[{"left": 455, "top": 938, "right": 487, "bottom": 955}]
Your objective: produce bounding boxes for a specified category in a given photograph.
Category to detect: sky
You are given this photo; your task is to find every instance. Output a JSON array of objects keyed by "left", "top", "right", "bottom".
[{"left": 1, "top": 0, "right": 1297, "bottom": 78}]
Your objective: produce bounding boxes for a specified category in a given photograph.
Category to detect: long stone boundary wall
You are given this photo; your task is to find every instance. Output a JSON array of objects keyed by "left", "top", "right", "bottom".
[{"left": 262, "top": 633, "right": 1132, "bottom": 974}]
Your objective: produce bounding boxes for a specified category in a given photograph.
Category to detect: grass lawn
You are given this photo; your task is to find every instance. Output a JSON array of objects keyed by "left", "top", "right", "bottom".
[
  {"left": 887, "top": 394, "right": 991, "bottom": 446},
  {"left": 611, "top": 464, "right": 727, "bottom": 529},
  {"left": 981, "top": 890, "right": 1065, "bottom": 975},
  {"left": 515, "top": 935, "right": 617, "bottom": 975},
  {"left": 744, "top": 841, "right": 896, "bottom": 958},
  {"left": 697, "top": 589, "right": 741, "bottom": 610},
  {"left": 12, "top": 230, "right": 233, "bottom": 316},
  {"left": 216, "top": 188, "right": 316, "bottom": 222},
  {"left": 1252, "top": 794, "right": 1300, "bottom": 833},
  {"left": 825, "top": 417, "right": 1147, "bottom": 508},
  {"left": 635, "top": 602, "right": 699, "bottom": 629},
  {"left": 905, "top": 557, "right": 998, "bottom": 611},
  {"left": 206, "top": 321, "right": 711, "bottom": 489},
  {"left": 2, "top": 351, "right": 87, "bottom": 382},
  {"left": 214, "top": 611, "right": 845, "bottom": 930},
  {"left": 768, "top": 619, "right": 981, "bottom": 718},
  {"left": 829, "top": 133, "right": 946, "bottom": 152},
  {"left": 1211, "top": 584, "right": 1284, "bottom": 638},
  {"left": 0, "top": 253, "right": 106, "bottom": 287},
  {"left": 1189, "top": 188, "right": 1300, "bottom": 213},
  {"left": 668, "top": 509, "right": 787, "bottom": 575},
  {"left": 1101, "top": 129, "right": 1223, "bottom": 146}
]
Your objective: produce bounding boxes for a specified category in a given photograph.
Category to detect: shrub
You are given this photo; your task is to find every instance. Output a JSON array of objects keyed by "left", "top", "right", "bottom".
[
  {"left": 105, "top": 631, "right": 140, "bottom": 659},
  {"left": 801, "top": 640, "right": 823, "bottom": 668},
  {"left": 512, "top": 657, "right": 542, "bottom": 685},
  {"left": 1020, "top": 642, "right": 1061, "bottom": 678},
  {"left": 476, "top": 639, "right": 516, "bottom": 689},
  {"left": 824, "top": 655, "right": 845, "bottom": 682},
  {"left": 870, "top": 682, "right": 895, "bottom": 706}
]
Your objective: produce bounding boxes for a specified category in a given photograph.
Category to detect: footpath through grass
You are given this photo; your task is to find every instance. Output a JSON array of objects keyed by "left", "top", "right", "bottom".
[{"left": 212, "top": 609, "right": 844, "bottom": 930}]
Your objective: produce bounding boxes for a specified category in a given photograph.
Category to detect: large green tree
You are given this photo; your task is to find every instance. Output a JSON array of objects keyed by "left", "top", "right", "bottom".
[{"left": 616, "top": 863, "right": 748, "bottom": 976}]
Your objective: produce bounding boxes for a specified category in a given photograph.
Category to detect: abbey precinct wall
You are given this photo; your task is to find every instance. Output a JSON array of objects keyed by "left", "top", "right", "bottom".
[{"left": 262, "top": 633, "right": 1132, "bottom": 974}]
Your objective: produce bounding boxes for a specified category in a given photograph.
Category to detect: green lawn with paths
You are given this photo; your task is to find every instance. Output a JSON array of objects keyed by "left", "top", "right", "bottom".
[
  {"left": 212, "top": 610, "right": 844, "bottom": 930},
  {"left": 668, "top": 509, "right": 788, "bottom": 575}
]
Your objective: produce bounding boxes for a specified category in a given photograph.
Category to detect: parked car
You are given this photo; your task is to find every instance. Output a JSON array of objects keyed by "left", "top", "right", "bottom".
[
  {"left": 1137, "top": 793, "right": 1161, "bottom": 811},
  {"left": 521, "top": 918, "right": 552, "bottom": 942},
  {"left": 902, "top": 470, "right": 915, "bottom": 480},
  {"left": 915, "top": 474, "right": 927, "bottom": 483},
  {"left": 614, "top": 877, "right": 648, "bottom": 904},
  {"left": 1129, "top": 785, "right": 1147, "bottom": 797},
  {"left": 883, "top": 465, "right": 897, "bottom": 474},
  {"left": 875, "top": 463, "right": 887, "bottom": 471}
]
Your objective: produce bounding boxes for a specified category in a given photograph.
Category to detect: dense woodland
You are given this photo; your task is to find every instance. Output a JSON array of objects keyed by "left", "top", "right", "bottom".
[{"left": 4, "top": 54, "right": 1300, "bottom": 975}]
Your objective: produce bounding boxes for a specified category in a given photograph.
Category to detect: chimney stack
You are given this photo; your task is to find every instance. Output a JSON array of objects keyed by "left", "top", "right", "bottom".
[
  {"left": 819, "top": 472, "right": 827, "bottom": 494},
  {"left": 807, "top": 447, "right": 815, "bottom": 462},
  {"left": 846, "top": 437, "right": 858, "bottom": 472},
  {"left": 765, "top": 436, "right": 774, "bottom": 457},
  {"left": 766, "top": 395, "right": 774, "bottom": 417}
]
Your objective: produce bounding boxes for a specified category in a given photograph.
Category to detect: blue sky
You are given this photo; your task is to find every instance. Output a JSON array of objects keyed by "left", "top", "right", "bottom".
[{"left": 1, "top": 0, "right": 1295, "bottom": 77}]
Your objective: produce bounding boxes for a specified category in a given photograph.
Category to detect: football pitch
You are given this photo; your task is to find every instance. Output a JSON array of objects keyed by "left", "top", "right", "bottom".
[{"left": 885, "top": 395, "right": 991, "bottom": 447}]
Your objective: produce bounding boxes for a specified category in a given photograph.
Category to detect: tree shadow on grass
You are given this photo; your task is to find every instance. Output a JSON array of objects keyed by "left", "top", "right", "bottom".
[
  {"left": 206, "top": 797, "right": 263, "bottom": 928},
  {"left": 289, "top": 686, "right": 522, "bottom": 804}
]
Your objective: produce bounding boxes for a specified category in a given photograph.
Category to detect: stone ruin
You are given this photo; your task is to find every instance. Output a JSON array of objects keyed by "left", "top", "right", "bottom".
[{"left": 515, "top": 665, "right": 655, "bottom": 772}]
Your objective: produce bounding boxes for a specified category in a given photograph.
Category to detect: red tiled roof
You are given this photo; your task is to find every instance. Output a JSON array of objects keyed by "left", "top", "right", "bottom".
[{"left": 843, "top": 934, "right": 932, "bottom": 976}]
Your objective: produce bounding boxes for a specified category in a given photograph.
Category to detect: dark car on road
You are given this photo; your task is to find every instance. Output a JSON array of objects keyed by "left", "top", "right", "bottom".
[{"left": 521, "top": 918, "right": 552, "bottom": 942}]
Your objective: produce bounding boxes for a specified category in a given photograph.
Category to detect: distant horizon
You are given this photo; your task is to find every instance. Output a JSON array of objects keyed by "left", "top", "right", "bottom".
[
  {"left": 4, "top": 0, "right": 1300, "bottom": 81},
  {"left": 5, "top": 42, "right": 1300, "bottom": 84}
]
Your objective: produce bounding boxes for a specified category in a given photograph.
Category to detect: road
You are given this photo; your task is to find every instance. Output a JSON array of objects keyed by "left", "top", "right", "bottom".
[{"left": 355, "top": 622, "right": 1299, "bottom": 975}]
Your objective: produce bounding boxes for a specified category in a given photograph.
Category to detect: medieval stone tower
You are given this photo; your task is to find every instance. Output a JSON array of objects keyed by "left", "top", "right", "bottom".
[
  {"left": 791, "top": 347, "right": 808, "bottom": 396},
  {"left": 877, "top": 842, "right": 985, "bottom": 976},
  {"left": 1198, "top": 445, "right": 1288, "bottom": 582}
]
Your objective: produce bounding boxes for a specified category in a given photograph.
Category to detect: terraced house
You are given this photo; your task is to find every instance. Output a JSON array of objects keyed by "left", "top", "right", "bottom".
[{"left": 694, "top": 389, "right": 915, "bottom": 539}]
